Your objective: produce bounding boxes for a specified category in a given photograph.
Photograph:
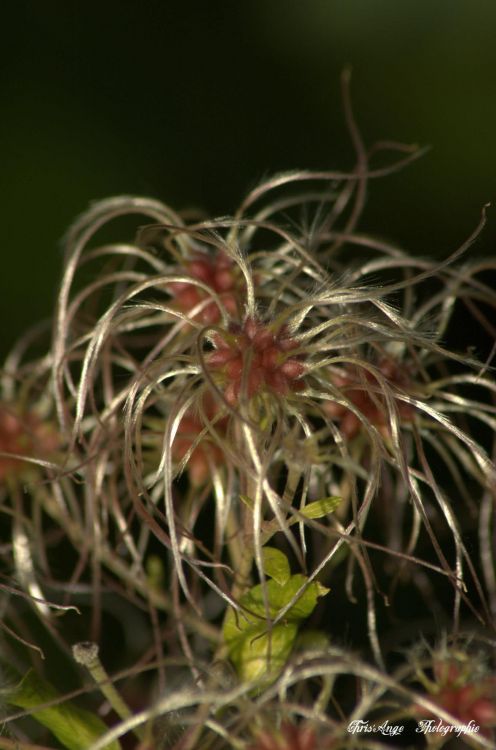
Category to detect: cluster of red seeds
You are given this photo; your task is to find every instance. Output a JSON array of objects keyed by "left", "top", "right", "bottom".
[
  {"left": 168, "top": 249, "right": 306, "bottom": 480},
  {"left": 207, "top": 317, "right": 306, "bottom": 406},
  {"left": 171, "top": 394, "right": 229, "bottom": 486},
  {"left": 0, "top": 404, "right": 58, "bottom": 481},
  {"left": 169, "top": 250, "right": 240, "bottom": 324},
  {"left": 416, "top": 656, "right": 496, "bottom": 737},
  {"left": 168, "top": 249, "right": 416, "bottom": 484},
  {"left": 171, "top": 319, "right": 306, "bottom": 483},
  {"left": 324, "top": 358, "right": 414, "bottom": 439}
]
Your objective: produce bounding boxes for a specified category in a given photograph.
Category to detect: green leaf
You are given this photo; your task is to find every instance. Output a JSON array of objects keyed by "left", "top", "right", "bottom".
[
  {"left": 261, "top": 547, "right": 291, "bottom": 585},
  {"left": 298, "top": 496, "right": 341, "bottom": 520},
  {"left": 224, "top": 575, "right": 329, "bottom": 642},
  {"left": 228, "top": 622, "right": 298, "bottom": 684},
  {"left": 223, "top": 573, "right": 329, "bottom": 685},
  {"left": 254, "top": 496, "right": 341, "bottom": 546},
  {"left": 7, "top": 670, "right": 121, "bottom": 750},
  {"left": 242, "top": 575, "right": 328, "bottom": 623}
]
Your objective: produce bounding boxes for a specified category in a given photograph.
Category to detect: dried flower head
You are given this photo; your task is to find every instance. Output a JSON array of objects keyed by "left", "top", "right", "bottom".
[{"left": 47, "top": 167, "right": 496, "bottom": 660}]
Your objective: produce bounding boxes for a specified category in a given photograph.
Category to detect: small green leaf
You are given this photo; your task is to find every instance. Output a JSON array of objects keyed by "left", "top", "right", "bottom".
[
  {"left": 261, "top": 547, "right": 291, "bottom": 585},
  {"left": 7, "top": 670, "right": 121, "bottom": 750},
  {"left": 223, "top": 573, "right": 329, "bottom": 685},
  {"left": 256, "top": 496, "right": 341, "bottom": 546},
  {"left": 316, "top": 581, "right": 330, "bottom": 598},
  {"left": 299, "top": 496, "right": 341, "bottom": 520}
]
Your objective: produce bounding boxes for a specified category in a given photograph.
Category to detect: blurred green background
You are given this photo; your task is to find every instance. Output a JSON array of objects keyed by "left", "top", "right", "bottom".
[{"left": 2, "top": 0, "right": 496, "bottom": 358}]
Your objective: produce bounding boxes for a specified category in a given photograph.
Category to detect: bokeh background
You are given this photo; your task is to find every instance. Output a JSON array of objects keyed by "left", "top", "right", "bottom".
[{"left": 2, "top": 0, "right": 496, "bottom": 359}]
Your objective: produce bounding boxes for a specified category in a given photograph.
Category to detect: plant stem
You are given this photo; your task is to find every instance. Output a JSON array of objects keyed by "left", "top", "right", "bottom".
[{"left": 72, "top": 641, "right": 145, "bottom": 742}]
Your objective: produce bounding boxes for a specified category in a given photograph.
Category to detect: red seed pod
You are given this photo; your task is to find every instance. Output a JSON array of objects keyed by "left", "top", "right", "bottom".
[
  {"left": 188, "top": 258, "right": 213, "bottom": 283},
  {"left": 215, "top": 268, "right": 236, "bottom": 292},
  {"left": 280, "top": 359, "right": 306, "bottom": 379}
]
